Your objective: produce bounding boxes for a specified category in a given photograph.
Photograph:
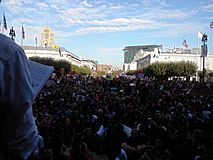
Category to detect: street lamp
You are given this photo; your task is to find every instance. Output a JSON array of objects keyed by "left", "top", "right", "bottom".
[
  {"left": 9, "top": 26, "right": 16, "bottom": 41},
  {"left": 201, "top": 33, "right": 208, "bottom": 83}
]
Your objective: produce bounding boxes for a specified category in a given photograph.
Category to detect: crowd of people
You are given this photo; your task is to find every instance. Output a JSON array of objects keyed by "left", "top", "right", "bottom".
[{"left": 33, "top": 75, "right": 213, "bottom": 160}]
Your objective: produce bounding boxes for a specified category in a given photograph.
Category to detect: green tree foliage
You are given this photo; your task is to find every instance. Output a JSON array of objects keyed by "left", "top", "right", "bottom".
[
  {"left": 144, "top": 61, "right": 197, "bottom": 79},
  {"left": 71, "top": 64, "right": 92, "bottom": 75},
  {"left": 30, "top": 56, "right": 71, "bottom": 74},
  {"left": 29, "top": 56, "right": 92, "bottom": 75},
  {"left": 29, "top": 56, "right": 55, "bottom": 66},
  {"left": 96, "top": 71, "right": 106, "bottom": 77},
  {"left": 126, "top": 70, "right": 136, "bottom": 75}
]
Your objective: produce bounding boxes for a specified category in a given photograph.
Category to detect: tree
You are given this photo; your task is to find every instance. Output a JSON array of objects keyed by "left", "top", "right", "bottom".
[
  {"left": 70, "top": 64, "right": 92, "bottom": 75},
  {"left": 30, "top": 56, "right": 91, "bottom": 76},
  {"left": 126, "top": 70, "right": 136, "bottom": 75},
  {"left": 143, "top": 61, "right": 197, "bottom": 80},
  {"left": 96, "top": 71, "right": 105, "bottom": 77}
]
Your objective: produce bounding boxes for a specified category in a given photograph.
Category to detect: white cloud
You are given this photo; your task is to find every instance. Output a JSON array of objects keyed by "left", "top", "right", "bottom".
[
  {"left": 141, "top": 22, "right": 200, "bottom": 39},
  {"left": 201, "top": 3, "right": 213, "bottom": 12},
  {"left": 88, "top": 18, "right": 154, "bottom": 26},
  {"left": 140, "top": 0, "right": 169, "bottom": 6},
  {"left": 142, "top": 8, "right": 196, "bottom": 19},
  {"left": 156, "top": 0, "right": 169, "bottom": 7},
  {"left": 5, "top": 0, "right": 23, "bottom": 5},
  {"left": 36, "top": 2, "right": 50, "bottom": 10},
  {"left": 81, "top": 0, "right": 93, "bottom": 7},
  {"left": 71, "top": 23, "right": 156, "bottom": 36},
  {"left": 60, "top": 5, "right": 109, "bottom": 23},
  {"left": 98, "top": 48, "right": 122, "bottom": 55},
  {"left": 2, "top": 0, "right": 209, "bottom": 44},
  {"left": 141, "top": 0, "right": 152, "bottom": 6}
]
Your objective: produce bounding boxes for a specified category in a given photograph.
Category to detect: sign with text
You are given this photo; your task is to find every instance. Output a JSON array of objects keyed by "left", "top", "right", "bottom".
[{"left": 201, "top": 44, "right": 208, "bottom": 57}]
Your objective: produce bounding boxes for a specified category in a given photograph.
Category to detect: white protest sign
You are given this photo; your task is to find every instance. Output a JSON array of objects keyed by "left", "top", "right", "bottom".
[{"left": 29, "top": 60, "right": 54, "bottom": 100}]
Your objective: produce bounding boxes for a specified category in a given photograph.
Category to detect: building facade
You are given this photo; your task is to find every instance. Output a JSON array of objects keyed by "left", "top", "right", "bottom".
[
  {"left": 123, "top": 44, "right": 213, "bottom": 73},
  {"left": 23, "top": 26, "right": 83, "bottom": 66},
  {"left": 23, "top": 46, "right": 82, "bottom": 67},
  {"left": 96, "top": 64, "right": 112, "bottom": 73},
  {"left": 40, "top": 26, "right": 54, "bottom": 47},
  {"left": 82, "top": 59, "right": 97, "bottom": 71},
  {"left": 123, "top": 45, "right": 162, "bottom": 72},
  {"left": 137, "top": 50, "right": 213, "bottom": 72},
  {"left": 123, "top": 45, "right": 162, "bottom": 64}
]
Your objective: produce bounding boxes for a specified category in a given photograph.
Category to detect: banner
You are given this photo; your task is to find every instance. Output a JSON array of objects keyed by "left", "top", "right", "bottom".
[{"left": 201, "top": 44, "right": 208, "bottom": 57}]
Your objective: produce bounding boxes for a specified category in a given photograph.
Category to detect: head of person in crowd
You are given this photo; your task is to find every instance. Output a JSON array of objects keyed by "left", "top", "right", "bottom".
[{"left": 67, "top": 133, "right": 91, "bottom": 160}]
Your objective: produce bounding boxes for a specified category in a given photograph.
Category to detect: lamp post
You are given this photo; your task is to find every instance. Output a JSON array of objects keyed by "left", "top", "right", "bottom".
[
  {"left": 201, "top": 34, "right": 208, "bottom": 83},
  {"left": 9, "top": 26, "right": 16, "bottom": 41}
]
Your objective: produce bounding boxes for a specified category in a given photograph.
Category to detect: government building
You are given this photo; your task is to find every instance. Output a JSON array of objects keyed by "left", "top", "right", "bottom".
[
  {"left": 23, "top": 26, "right": 97, "bottom": 71},
  {"left": 123, "top": 45, "right": 213, "bottom": 76}
]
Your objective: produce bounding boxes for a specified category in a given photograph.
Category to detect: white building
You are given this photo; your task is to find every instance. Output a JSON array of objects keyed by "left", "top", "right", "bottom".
[
  {"left": 81, "top": 59, "right": 97, "bottom": 70},
  {"left": 137, "top": 48, "right": 213, "bottom": 72},
  {"left": 123, "top": 62, "right": 137, "bottom": 72},
  {"left": 23, "top": 46, "right": 82, "bottom": 67},
  {"left": 123, "top": 45, "right": 162, "bottom": 72},
  {"left": 123, "top": 45, "right": 213, "bottom": 73}
]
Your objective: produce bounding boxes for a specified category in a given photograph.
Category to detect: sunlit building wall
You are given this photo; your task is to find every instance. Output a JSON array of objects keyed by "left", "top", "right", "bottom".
[
  {"left": 40, "top": 26, "right": 54, "bottom": 47},
  {"left": 82, "top": 59, "right": 97, "bottom": 70},
  {"left": 123, "top": 45, "right": 162, "bottom": 72},
  {"left": 137, "top": 50, "right": 213, "bottom": 72},
  {"left": 96, "top": 64, "right": 112, "bottom": 73},
  {"left": 23, "top": 46, "right": 82, "bottom": 67}
]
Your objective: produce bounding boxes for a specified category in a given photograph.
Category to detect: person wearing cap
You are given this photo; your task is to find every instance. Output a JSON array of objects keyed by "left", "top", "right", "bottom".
[{"left": 0, "top": 33, "right": 43, "bottom": 159}]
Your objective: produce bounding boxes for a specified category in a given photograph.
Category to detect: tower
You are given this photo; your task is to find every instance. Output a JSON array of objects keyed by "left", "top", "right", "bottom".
[{"left": 40, "top": 26, "right": 54, "bottom": 47}]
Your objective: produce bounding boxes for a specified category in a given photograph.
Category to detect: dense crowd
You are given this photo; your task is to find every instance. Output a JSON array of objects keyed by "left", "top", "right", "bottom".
[{"left": 33, "top": 75, "right": 213, "bottom": 160}]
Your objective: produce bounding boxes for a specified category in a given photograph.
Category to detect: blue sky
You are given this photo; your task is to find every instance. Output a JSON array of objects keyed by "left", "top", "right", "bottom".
[{"left": 0, "top": 0, "right": 213, "bottom": 68}]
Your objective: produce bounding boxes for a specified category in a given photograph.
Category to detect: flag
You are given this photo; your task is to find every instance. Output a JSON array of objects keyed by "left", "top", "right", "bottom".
[
  {"left": 182, "top": 39, "right": 188, "bottom": 48},
  {"left": 35, "top": 37, "right": 37, "bottom": 45},
  {"left": 198, "top": 31, "right": 203, "bottom": 39},
  {"left": 22, "top": 24, "right": 25, "bottom": 39},
  {"left": 52, "top": 45, "right": 58, "bottom": 49},
  {"left": 210, "top": 21, "right": 213, "bottom": 29},
  {"left": 3, "top": 12, "right": 7, "bottom": 30}
]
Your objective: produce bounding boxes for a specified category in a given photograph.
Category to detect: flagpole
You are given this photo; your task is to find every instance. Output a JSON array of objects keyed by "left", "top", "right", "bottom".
[
  {"left": 35, "top": 37, "right": 37, "bottom": 55},
  {"left": 197, "top": 28, "right": 199, "bottom": 54},
  {"left": 21, "top": 23, "right": 23, "bottom": 46},
  {"left": 0, "top": 20, "right": 1, "bottom": 33},
  {"left": 21, "top": 34, "right": 23, "bottom": 46},
  {"left": 2, "top": 11, "right": 4, "bottom": 34},
  {"left": 0, "top": 1, "right": 2, "bottom": 33},
  {"left": 197, "top": 28, "right": 200, "bottom": 72},
  {"left": 197, "top": 28, "right": 202, "bottom": 81}
]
